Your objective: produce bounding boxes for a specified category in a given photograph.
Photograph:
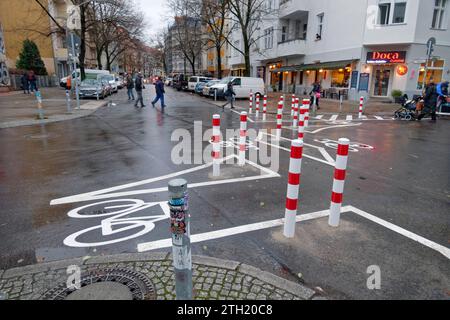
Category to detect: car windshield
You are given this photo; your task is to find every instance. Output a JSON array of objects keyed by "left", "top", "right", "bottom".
[
  {"left": 189, "top": 77, "right": 198, "bottom": 82},
  {"left": 207, "top": 80, "right": 219, "bottom": 86},
  {"left": 103, "top": 75, "right": 114, "bottom": 81},
  {"left": 219, "top": 77, "right": 233, "bottom": 84},
  {"left": 81, "top": 79, "right": 99, "bottom": 86}
]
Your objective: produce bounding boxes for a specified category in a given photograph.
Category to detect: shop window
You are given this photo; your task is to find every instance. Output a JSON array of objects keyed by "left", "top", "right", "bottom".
[
  {"left": 432, "top": 0, "right": 447, "bottom": 29},
  {"left": 331, "top": 68, "right": 351, "bottom": 88},
  {"left": 417, "top": 59, "right": 445, "bottom": 89}
]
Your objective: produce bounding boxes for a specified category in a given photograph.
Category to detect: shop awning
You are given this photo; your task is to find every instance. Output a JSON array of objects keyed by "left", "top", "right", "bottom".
[
  {"left": 296, "top": 60, "right": 355, "bottom": 71},
  {"left": 272, "top": 65, "right": 302, "bottom": 72}
]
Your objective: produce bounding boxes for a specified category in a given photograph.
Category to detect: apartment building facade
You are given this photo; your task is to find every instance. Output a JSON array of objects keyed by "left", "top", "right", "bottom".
[{"left": 228, "top": 0, "right": 450, "bottom": 101}]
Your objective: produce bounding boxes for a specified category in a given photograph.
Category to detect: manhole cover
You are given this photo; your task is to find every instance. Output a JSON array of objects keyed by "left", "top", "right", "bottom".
[{"left": 42, "top": 268, "right": 156, "bottom": 300}]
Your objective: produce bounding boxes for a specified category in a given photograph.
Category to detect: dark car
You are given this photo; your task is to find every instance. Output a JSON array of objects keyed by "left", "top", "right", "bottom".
[{"left": 173, "top": 74, "right": 188, "bottom": 91}]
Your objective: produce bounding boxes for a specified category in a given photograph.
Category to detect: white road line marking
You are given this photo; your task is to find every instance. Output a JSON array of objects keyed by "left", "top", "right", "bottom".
[
  {"left": 329, "top": 115, "right": 338, "bottom": 121},
  {"left": 137, "top": 205, "right": 450, "bottom": 260},
  {"left": 374, "top": 116, "right": 384, "bottom": 120},
  {"left": 50, "top": 154, "right": 280, "bottom": 205},
  {"left": 346, "top": 115, "right": 353, "bottom": 121},
  {"left": 315, "top": 115, "right": 324, "bottom": 120},
  {"left": 137, "top": 209, "right": 331, "bottom": 252},
  {"left": 348, "top": 206, "right": 450, "bottom": 260},
  {"left": 310, "top": 123, "right": 362, "bottom": 133}
]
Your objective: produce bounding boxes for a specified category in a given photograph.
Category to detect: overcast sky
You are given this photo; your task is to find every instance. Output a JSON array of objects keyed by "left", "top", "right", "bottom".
[{"left": 134, "top": 0, "right": 172, "bottom": 41}]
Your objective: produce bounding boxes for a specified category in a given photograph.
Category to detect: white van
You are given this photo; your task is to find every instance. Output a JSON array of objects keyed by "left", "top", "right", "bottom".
[
  {"left": 60, "top": 69, "right": 110, "bottom": 88},
  {"left": 188, "top": 76, "right": 208, "bottom": 91},
  {"left": 209, "top": 77, "right": 265, "bottom": 99}
]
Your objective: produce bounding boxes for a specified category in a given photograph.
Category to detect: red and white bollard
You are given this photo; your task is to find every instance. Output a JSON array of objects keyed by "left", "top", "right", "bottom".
[
  {"left": 255, "top": 94, "right": 260, "bottom": 118},
  {"left": 328, "top": 138, "right": 350, "bottom": 227},
  {"left": 304, "top": 100, "right": 311, "bottom": 127},
  {"left": 291, "top": 94, "right": 296, "bottom": 117},
  {"left": 212, "top": 114, "right": 221, "bottom": 177},
  {"left": 292, "top": 97, "right": 299, "bottom": 128},
  {"left": 249, "top": 91, "right": 253, "bottom": 114},
  {"left": 359, "top": 96, "right": 364, "bottom": 119},
  {"left": 284, "top": 139, "right": 304, "bottom": 238},
  {"left": 298, "top": 99, "right": 309, "bottom": 140},
  {"left": 263, "top": 95, "right": 267, "bottom": 121},
  {"left": 276, "top": 99, "right": 283, "bottom": 140},
  {"left": 239, "top": 112, "right": 248, "bottom": 166}
]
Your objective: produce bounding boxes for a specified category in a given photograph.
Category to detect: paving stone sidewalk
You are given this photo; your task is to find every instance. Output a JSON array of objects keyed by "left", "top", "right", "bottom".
[
  {"left": 0, "top": 88, "right": 108, "bottom": 129},
  {"left": 0, "top": 253, "right": 318, "bottom": 300}
]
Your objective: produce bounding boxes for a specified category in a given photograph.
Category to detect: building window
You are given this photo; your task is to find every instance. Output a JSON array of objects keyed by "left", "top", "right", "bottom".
[
  {"left": 281, "top": 26, "right": 288, "bottom": 42},
  {"left": 264, "top": 27, "right": 273, "bottom": 49},
  {"left": 316, "top": 13, "right": 324, "bottom": 40},
  {"left": 393, "top": 2, "right": 407, "bottom": 23},
  {"left": 331, "top": 68, "right": 351, "bottom": 88},
  {"left": 379, "top": 2, "right": 391, "bottom": 25},
  {"left": 432, "top": 0, "right": 447, "bottom": 29},
  {"left": 417, "top": 59, "right": 445, "bottom": 89}
]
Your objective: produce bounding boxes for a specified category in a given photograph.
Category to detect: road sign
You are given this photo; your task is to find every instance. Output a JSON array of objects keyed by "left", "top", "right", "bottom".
[
  {"left": 67, "top": 5, "right": 81, "bottom": 30},
  {"left": 426, "top": 37, "right": 436, "bottom": 56}
]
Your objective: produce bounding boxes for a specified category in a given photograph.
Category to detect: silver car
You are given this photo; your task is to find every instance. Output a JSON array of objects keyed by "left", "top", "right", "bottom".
[{"left": 79, "top": 79, "right": 108, "bottom": 99}]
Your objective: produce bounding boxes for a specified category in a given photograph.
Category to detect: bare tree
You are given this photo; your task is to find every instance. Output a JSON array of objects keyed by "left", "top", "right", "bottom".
[
  {"left": 226, "top": 0, "right": 272, "bottom": 76},
  {"left": 168, "top": 0, "right": 203, "bottom": 76}
]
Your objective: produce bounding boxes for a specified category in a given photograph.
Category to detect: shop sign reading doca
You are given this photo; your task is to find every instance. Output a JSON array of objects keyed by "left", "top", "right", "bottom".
[{"left": 366, "top": 51, "right": 406, "bottom": 64}]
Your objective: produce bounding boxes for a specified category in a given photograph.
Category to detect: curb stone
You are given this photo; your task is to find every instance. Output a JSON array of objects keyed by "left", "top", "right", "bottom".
[
  {"left": 85, "top": 252, "right": 170, "bottom": 265},
  {"left": 191, "top": 255, "right": 240, "bottom": 271},
  {"left": 2, "top": 258, "right": 84, "bottom": 279},
  {"left": 238, "top": 264, "right": 315, "bottom": 300}
]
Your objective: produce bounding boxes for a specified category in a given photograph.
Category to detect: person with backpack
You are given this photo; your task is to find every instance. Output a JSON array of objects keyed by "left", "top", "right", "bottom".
[
  {"left": 418, "top": 82, "right": 438, "bottom": 121},
  {"left": 309, "top": 81, "right": 321, "bottom": 109},
  {"left": 134, "top": 72, "right": 145, "bottom": 108},
  {"left": 151, "top": 77, "right": 166, "bottom": 109},
  {"left": 222, "top": 81, "right": 236, "bottom": 110},
  {"left": 125, "top": 73, "right": 135, "bottom": 101}
]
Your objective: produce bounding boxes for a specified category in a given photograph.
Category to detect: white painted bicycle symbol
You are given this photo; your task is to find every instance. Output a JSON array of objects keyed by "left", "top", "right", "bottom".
[
  {"left": 63, "top": 199, "right": 170, "bottom": 248},
  {"left": 314, "top": 139, "right": 374, "bottom": 152}
]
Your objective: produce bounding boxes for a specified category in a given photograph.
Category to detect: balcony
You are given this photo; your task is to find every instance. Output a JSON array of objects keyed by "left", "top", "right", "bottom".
[
  {"left": 276, "top": 38, "right": 306, "bottom": 58},
  {"left": 279, "top": 0, "right": 309, "bottom": 19}
]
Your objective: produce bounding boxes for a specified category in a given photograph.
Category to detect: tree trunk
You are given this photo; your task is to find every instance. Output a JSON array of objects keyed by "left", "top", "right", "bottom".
[
  {"left": 96, "top": 49, "right": 103, "bottom": 70},
  {"left": 216, "top": 44, "right": 223, "bottom": 79},
  {"left": 243, "top": 35, "right": 251, "bottom": 77}
]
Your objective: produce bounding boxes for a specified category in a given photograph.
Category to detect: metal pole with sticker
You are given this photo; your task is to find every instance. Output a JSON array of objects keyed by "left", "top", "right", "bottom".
[
  {"left": 169, "top": 178, "right": 192, "bottom": 300},
  {"left": 35, "top": 90, "right": 45, "bottom": 120}
]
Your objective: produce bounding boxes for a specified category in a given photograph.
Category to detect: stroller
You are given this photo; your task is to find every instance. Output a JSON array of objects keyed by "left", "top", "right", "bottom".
[{"left": 394, "top": 94, "right": 422, "bottom": 120}]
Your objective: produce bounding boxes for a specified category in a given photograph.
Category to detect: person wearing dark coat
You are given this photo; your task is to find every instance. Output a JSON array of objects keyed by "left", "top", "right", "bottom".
[
  {"left": 151, "top": 77, "right": 166, "bottom": 109},
  {"left": 125, "top": 73, "right": 135, "bottom": 101},
  {"left": 418, "top": 82, "right": 438, "bottom": 121},
  {"left": 222, "top": 81, "right": 235, "bottom": 109},
  {"left": 27, "top": 70, "right": 38, "bottom": 93},
  {"left": 134, "top": 72, "right": 145, "bottom": 108},
  {"left": 21, "top": 72, "right": 29, "bottom": 94}
]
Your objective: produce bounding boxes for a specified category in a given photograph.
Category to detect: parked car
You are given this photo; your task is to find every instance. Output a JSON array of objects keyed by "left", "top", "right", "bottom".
[
  {"left": 203, "top": 80, "right": 221, "bottom": 97},
  {"left": 100, "top": 77, "right": 113, "bottom": 96},
  {"left": 209, "top": 77, "right": 265, "bottom": 99},
  {"left": 79, "top": 78, "right": 108, "bottom": 100},
  {"left": 60, "top": 69, "right": 110, "bottom": 89},
  {"left": 101, "top": 74, "right": 118, "bottom": 93},
  {"left": 116, "top": 76, "right": 125, "bottom": 89},
  {"left": 188, "top": 76, "right": 208, "bottom": 92},
  {"left": 194, "top": 78, "right": 214, "bottom": 95},
  {"left": 173, "top": 74, "right": 188, "bottom": 91}
]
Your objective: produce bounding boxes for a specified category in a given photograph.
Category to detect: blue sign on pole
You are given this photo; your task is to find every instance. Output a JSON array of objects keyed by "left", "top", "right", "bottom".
[
  {"left": 358, "top": 73, "right": 370, "bottom": 92},
  {"left": 351, "top": 71, "right": 359, "bottom": 88}
]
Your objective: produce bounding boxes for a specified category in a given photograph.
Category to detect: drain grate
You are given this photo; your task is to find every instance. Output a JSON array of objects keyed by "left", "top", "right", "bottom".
[{"left": 42, "top": 268, "right": 156, "bottom": 300}]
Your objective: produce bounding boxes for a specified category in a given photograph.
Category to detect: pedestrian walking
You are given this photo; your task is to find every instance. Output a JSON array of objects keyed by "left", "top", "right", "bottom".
[
  {"left": 134, "top": 72, "right": 145, "bottom": 108},
  {"left": 309, "top": 81, "right": 321, "bottom": 109},
  {"left": 222, "top": 81, "right": 235, "bottom": 110},
  {"left": 151, "top": 76, "right": 166, "bottom": 109},
  {"left": 418, "top": 82, "right": 438, "bottom": 121},
  {"left": 27, "top": 70, "right": 38, "bottom": 93},
  {"left": 436, "top": 81, "right": 449, "bottom": 112},
  {"left": 126, "top": 73, "right": 135, "bottom": 101},
  {"left": 20, "top": 72, "right": 29, "bottom": 94}
]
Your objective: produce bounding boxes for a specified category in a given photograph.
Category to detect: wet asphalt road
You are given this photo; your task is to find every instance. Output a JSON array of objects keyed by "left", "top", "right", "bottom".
[{"left": 0, "top": 86, "right": 449, "bottom": 299}]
